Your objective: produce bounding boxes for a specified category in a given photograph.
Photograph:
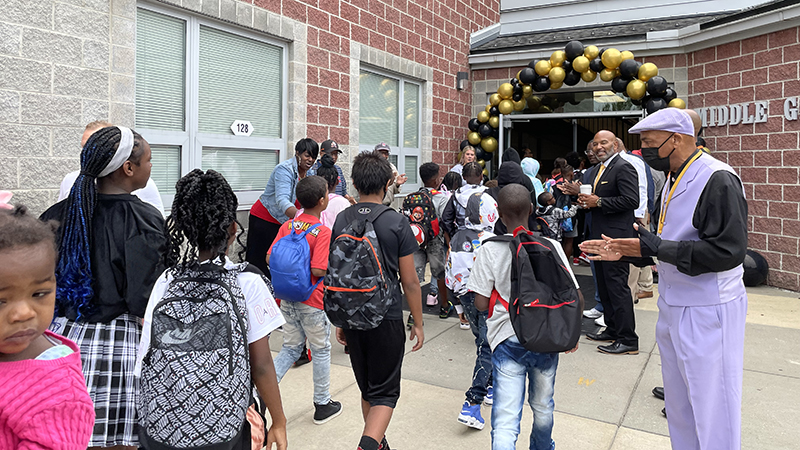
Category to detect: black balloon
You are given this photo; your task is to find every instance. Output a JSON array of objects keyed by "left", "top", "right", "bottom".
[
  {"left": 474, "top": 146, "right": 487, "bottom": 161},
  {"left": 742, "top": 250, "right": 769, "bottom": 286},
  {"left": 646, "top": 76, "right": 668, "bottom": 97},
  {"left": 533, "top": 77, "right": 551, "bottom": 92},
  {"left": 528, "top": 59, "right": 541, "bottom": 69},
  {"left": 562, "top": 60, "right": 572, "bottom": 73},
  {"left": 512, "top": 92, "right": 523, "bottom": 102},
  {"left": 631, "top": 97, "right": 643, "bottom": 106},
  {"left": 568, "top": 95, "right": 581, "bottom": 105},
  {"left": 514, "top": 85, "right": 524, "bottom": 95},
  {"left": 491, "top": 127, "right": 499, "bottom": 138},
  {"left": 468, "top": 118, "right": 480, "bottom": 132},
  {"left": 610, "top": 76, "right": 629, "bottom": 93},
  {"left": 510, "top": 78, "right": 519, "bottom": 86},
  {"left": 489, "top": 106, "right": 500, "bottom": 116},
  {"left": 460, "top": 139, "right": 470, "bottom": 151},
  {"left": 645, "top": 97, "right": 668, "bottom": 114},
  {"left": 519, "top": 67, "right": 537, "bottom": 85},
  {"left": 565, "top": 40, "right": 584, "bottom": 61},
  {"left": 589, "top": 58, "right": 605, "bottom": 73},
  {"left": 598, "top": 48, "right": 607, "bottom": 57},
  {"left": 619, "top": 59, "right": 641, "bottom": 79},
  {"left": 564, "top": 70, "right": 581, "bottom": 86},
  {"left": 478, "top": 123, "right": 493, "bottom": 137},
  {"left": 663, "top": 88, "right": 677, "bottom": 102}
]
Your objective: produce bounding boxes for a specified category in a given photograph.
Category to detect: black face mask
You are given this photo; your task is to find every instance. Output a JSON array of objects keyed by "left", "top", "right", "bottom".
[{"left": 641, "top": 133, "right": 676, "bottom": 172}]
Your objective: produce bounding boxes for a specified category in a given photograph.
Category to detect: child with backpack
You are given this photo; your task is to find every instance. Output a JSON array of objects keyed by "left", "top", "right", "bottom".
[
  {"left": 468, "top": 184, "right": 582, "bottom": 450},
  {"left": 445, "top": 190, "right": 499, "bottom": 431},
  {"left": 0, "top": 204, "right": 94, "bottom": 449},
  {"left": 536, "top": 191, "right": 578, "bottom": 242},
  {"left": 135, "top": 169, "right": 288, "bottom": 450},
  {"left": 325, "top": 150, "right": 424, "bottom": 450},
  {"left": 267, "top": 175, "right": 343, "bottom": 425}
]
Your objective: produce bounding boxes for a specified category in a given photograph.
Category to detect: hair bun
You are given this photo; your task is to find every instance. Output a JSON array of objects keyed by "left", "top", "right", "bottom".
[{"left": 321, "top": 153, "right": 335, "bottom": 168}]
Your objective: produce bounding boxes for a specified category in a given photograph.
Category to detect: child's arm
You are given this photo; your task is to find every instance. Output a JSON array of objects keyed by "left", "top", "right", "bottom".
[
  {"left": 250, "top": 337, "right": 288, "bottom": 450},
  {"left": 399, "top": 254, "right": 424, "bottom": 351}
]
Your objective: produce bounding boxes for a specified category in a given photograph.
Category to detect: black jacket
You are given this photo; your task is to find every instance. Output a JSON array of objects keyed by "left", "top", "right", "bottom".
[{"left": 585, "top": 155, "right": 639, "bottom": 240}]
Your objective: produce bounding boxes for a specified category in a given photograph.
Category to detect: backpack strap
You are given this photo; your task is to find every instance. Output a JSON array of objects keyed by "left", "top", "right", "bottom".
[{"left": 363, "top": 204, "right": 392, "bottom": 223}]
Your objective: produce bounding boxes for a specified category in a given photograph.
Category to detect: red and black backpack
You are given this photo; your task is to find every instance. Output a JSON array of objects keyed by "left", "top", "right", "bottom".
[{"left": 401, "top": 188, "right": 440, "bottom": 248}]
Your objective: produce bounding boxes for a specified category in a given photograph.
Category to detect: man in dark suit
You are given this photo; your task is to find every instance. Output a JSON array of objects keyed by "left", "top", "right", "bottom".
[{"left": 577, "top": 130, "right": 640, "bottom": 355}]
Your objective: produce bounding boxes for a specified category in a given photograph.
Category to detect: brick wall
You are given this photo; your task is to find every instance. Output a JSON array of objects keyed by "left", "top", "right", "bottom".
[{"left": 687, "top": 27, "right": 800, "bottom": 291}]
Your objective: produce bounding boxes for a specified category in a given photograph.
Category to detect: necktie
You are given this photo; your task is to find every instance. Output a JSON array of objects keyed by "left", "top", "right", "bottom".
[{"left": 593, "top": 164, "right": 606, "bottom": 193}]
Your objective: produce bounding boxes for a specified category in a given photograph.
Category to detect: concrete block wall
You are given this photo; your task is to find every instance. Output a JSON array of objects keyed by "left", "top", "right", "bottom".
[{"left": 687, "top": 27, "right": 800, "bottom": 291}]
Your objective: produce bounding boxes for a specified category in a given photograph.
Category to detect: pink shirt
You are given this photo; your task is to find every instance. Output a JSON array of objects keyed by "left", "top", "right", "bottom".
[
  {"left": 0, "top": 330, "right": 94, "bottom": 449},
  {"left": 321, "top": 193, "right": 351, "bottom": 229}
]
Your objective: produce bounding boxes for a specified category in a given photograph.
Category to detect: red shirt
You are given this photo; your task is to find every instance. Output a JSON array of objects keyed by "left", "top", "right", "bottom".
[{"left": 267, "top": 213, "right": 330, "bottom": 310}]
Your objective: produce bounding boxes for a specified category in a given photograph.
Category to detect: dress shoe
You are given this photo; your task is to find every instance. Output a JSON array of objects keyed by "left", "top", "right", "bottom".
[
  {"left": 586, "top": 331, "right": 616, "bottom": 342},
  {"left": 652, "top": 386, "right": 664, "bottom": 400},
  {"left": 597, "top": 341, "right": 639, "bottom": 355},
  {"left": 637, "top": 291, "right": 653, "bottom": 299},
  {"left": 661, "top": 407, "right": 667, "bottom": 418}
]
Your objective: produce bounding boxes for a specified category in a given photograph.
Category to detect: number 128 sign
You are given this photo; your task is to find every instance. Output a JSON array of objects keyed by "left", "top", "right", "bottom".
[{"left": 230, "top": 120, "right": 253, "bottom": 136}]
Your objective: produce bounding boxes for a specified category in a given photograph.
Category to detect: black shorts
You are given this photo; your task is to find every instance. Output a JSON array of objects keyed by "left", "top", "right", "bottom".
[{"left": 344, "top": 319, "right": 405, "bottom": 408}]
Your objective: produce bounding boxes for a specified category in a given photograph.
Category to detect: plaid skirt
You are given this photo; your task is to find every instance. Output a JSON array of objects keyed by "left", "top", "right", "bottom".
[{"left": 50, "top": 314, "right": 141, "bottom": 447}]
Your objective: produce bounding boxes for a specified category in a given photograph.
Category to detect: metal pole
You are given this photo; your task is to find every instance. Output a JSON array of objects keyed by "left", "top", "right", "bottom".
[
  {"left": 572, "top": 119, "right": 577, "bottom": 154},
  {"left": 499, "top": 113, "right": 504, "bottom": 166}
]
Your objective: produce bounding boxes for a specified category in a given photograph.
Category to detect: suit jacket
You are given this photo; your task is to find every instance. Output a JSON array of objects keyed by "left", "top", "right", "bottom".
[{"left": 585, "top": 155, "right": 639, "bottom": 240}]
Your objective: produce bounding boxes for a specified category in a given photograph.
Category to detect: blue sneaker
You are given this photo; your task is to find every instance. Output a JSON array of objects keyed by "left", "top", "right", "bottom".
[
  {"left": 484, "top": 386, "right": 493, "bottom": 405},
  {"left": 457, "top": 401, "right": 485, "bottom": 430}
]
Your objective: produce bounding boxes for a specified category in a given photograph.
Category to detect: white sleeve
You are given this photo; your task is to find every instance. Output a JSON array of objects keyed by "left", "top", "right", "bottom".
[
  {"left": 238, "top": 273, "right": 285, "bottom": 344},
  {"left": 133, "top": 178, "right": 166, "bottom": 217},
  {"left": 58, "top": 171, "right": 80, "bottom": 202},
  {"left": 623, "top": 154, "right": 648, "bottom": 219},
  {"left": 546, "top": 238, "right": 580, "bottom": 290},
  {"left": 134, "top": 270, "right": 170, "bottom": 377},
  {"left": 466, "top": 245, "right": 496, "bottom": 298}
]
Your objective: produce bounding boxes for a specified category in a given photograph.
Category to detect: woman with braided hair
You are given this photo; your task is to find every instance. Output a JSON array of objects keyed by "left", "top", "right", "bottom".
[{"left": 40, "top": 126, "right": 166, "bottom": 450}]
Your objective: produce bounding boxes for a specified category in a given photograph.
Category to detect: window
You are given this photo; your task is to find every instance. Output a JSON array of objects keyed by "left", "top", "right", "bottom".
[
  {"left": 135, "top": 5, "right": 286, "bottom": 207},
  {"left": 359, "top": 69, "right": 422, "bottom": 191}
]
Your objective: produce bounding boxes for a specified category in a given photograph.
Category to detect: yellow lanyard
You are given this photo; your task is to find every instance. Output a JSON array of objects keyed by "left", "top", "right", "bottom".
[
  {"left": 592, "top": 164, "right": 606, "bottom": 192},
  {"left": 658, "top": 152, "right": 702, "bottom": 235}
]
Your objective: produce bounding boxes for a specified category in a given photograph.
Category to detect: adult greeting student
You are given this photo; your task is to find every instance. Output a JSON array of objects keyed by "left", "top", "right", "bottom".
[
  {"left": 581, "top": 108, "right": 748, "bottom": 450},
  {"left": 246, "top": 138, "right": 319, "bottom": 277}
]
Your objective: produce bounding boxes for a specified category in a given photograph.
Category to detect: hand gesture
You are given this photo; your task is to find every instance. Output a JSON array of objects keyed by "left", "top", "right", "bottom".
[
  {"left": 396, "top": 173, "right": 408, "bottom": 186},
  {"left": 409, "top": 322, "right": 424, "bottom": 351}
]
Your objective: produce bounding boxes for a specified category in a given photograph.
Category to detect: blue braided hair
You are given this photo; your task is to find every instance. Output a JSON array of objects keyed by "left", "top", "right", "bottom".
[{"left": 55, "top": 126, "right": 143, "bottom": 319}]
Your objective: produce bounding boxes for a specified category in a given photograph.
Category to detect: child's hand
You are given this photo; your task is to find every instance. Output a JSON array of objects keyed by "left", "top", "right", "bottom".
[
  {"left": 564, "top": 342, "right": 579, "bottom": 354},
  {"left": 410, "top": 322, "right": 424, "bottom": 351},
  {"left": 266, "top": 422, "right": 288, "bottom": 450},
  {"left": 335, "top": 327, "right": 347, "bottom": 346}
]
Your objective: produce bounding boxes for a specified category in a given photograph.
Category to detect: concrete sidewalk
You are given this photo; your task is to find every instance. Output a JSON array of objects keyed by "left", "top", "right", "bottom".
[{"left": 269, "top": 277, "right": 800, "bottom": 449}]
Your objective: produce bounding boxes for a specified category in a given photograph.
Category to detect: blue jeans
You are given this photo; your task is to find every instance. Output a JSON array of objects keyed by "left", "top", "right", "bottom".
[
  {"left": 273, "top": 302, "right": 332, "bottom": 405},
  {"left": 590, "top": 260, "right": 603, "bottom": 312},
  {"left": 460, "top": 292, "right": 493, "bottom": 404},
  {"left": 491, "top": 336, "right": 558, "bottom": 450}
]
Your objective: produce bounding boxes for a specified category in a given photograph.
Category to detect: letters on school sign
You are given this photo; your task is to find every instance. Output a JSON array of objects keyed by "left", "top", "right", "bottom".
[{"left": 696, "top": 97, "right": 800, "bottom": 127}]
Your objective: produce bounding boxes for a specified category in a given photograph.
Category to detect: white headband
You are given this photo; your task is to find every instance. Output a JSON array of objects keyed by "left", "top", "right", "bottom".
[{"left": 98, "top": 126, "right": 134, "bottom": 177}]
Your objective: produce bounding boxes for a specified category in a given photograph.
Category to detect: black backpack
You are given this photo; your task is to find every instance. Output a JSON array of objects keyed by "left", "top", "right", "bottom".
[
  {"left": 486, "top": 232, "right": 582, "bottom": 353},
  {"left": 401, "top": 188, "right": 440, "bottom": 248},
  {"left": 324, "top": 204, "right": 395, "bottom": 330}
]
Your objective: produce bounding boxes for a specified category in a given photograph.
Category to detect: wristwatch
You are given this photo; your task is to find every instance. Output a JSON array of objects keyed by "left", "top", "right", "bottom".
[{"left": 596, "top": 197, "right": 603, "bottom": 208}]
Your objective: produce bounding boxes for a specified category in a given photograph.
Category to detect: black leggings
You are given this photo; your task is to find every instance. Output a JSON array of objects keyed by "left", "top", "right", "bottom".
[{"left": 245, "top": 214, "right": 283, "bottom": 279}]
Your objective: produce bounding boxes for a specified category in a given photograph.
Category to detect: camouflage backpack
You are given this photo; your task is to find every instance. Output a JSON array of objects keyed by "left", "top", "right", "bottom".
[{"left": 324, "top": 204, "right": 394, "bottom": 330}]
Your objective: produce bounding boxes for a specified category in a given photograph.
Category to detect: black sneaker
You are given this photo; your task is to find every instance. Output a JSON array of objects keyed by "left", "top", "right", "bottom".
[
  {"left": 439, "top": 301, "right": 454, "bottom": 319},
  {"left": 294, "top": 345, "right": 311, "bottom": 367},
  {"left": 406, "top": 315, "right": 414, "bottom": 330},
  {"left": 313, "top": 400, "right": 343, "bottom": 424},
  {"left": 379, "top": 436, "right": 391, "bottom": 449}
]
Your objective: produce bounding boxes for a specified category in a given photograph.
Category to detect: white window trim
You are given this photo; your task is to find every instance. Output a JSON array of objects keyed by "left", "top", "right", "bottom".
[
  {"left": 137, "top": 2, "right": 288, "bottom": 210},
  {"left": 358, "top": 66, "right": 423, "bottom": 193}
]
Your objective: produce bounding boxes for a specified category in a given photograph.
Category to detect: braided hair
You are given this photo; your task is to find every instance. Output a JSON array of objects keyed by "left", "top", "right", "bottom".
[
  {"left": 55, "top": 126, "right": 145, "bottom": 319},
  {"left": 317, "top": 154, "right": 339, "bottom": 192},
  {"left": 0, "top": 205, "right": 58, "bottom": 255},
  {"left": 164, "top": 169, "right": 245, "bottom": 271},
  {"left": 462, "top": 161, "right": 482, "bottom": 179}
]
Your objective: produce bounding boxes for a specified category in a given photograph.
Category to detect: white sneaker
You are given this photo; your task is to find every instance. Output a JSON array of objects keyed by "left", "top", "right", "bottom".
[
  {"left": 583, "top": 307, "right": 602, "bottom": 319},
  {"left": 594, "top": 315, "right": 606, "bottom": 327}
]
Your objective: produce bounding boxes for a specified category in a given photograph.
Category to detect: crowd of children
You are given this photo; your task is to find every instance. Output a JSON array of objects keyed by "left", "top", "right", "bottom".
[{"left": 0, "top": 128, "right": 583, "bottom": 450}]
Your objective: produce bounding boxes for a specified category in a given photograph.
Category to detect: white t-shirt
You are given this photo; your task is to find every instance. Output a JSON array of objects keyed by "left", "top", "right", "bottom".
[
  {"left": 58, "top": 170, "right": 166, "bottom": 217},
  {"left": 134, "top": 257, "right": 285, "bottom": 376},
  {"left": 467, "top": 233, "right": 579, "bottom": 351},
  {"left": 321, "top": 193, "right": 351, "bottom": 228}
]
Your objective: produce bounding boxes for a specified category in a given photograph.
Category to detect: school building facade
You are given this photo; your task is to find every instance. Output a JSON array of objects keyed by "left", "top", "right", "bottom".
[{"left": 467, "top": 0, "right": 800, "bottom": 291}]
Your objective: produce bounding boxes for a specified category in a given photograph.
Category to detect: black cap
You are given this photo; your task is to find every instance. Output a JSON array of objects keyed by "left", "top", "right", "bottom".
[{"left": 321, "top": 139, "right": 341, "bottom": 154}]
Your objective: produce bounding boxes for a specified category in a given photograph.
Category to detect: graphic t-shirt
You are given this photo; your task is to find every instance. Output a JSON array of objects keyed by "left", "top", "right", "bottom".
[{"left": 268, "top": 213, "right": 331, "bottom": 310}]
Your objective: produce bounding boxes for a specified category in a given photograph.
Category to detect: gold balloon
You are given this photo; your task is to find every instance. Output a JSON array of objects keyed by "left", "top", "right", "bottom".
[
  {"left": 550, "top": 81, "right": 563, "bottom": 90},
  {"left": 581, "top": 70, "right": 597, "bottom": 82},
  {"left": 549, "top": 67, "right": 566, "bottom": 83},
  {"left": 488, "top": 115, "right": 500, "bottom": 128},
  {"left": 599, "top": 68, "right": 616, "bottom": 82},
  {"left": 584, "top": 45, "right": 599, "bottom": 59},
  {"left": 468, "top": 131, "right": 482, "bottom": 145},
  {"left": 572, "top": 56, "right": 590, "bottom": 73},
  {"left": 513, "top": 99, "right": 526, "bottom": 111},
  {"left": 477, "top": 111, "right": 490, "bottom": 123},
  {"left": 485, "top": 104, "right": 492, "bottom": 112},
  {"left": 535, "top": 60, "right": 552, "bottom": 76},
  {"left": 669, "top": 98, "right": 686, "bottom": 109},
  {"left": 498, "top": 83, "right": 514, "bottom": 100},
  {"left": 498, "top": 99, "right": 514, "bottom": 115},
  {"left": 482, "top": 137, "right": 498, "bottom": 152},
  {"left": 478, "top": 159, "right": 486, "bottom": 168},
  {"left": 490, "top": 93, "right": 502, "bottom": 106},
  {"left": 516, "top": 70, "right": 523, "bottom": 82},
  {"left": 538, "top": 105, "right": 552, "bottom": 113},
  {"left": 522, "top": 85, "right": 533, "bottom": 97},
  {"left": 626, "top": 79, "right": 646, "bottom": 100},
  {"left": 527, "top": 96, "right": 541, "bottom": 109},
  {"left": 550, "top": 50, "right": 566, "bottom": 67},
  {"left": 482, "top": 168, "right": 489, "bottom": 176},
  {"left": 601, "top": 48, "right": 622, "bottom": 69},
  {"left": 638, "top": 62, "right": 659, "bottom": 81},
  {"left": 620, "top": 50, "right": 634, "bottom": 61}
]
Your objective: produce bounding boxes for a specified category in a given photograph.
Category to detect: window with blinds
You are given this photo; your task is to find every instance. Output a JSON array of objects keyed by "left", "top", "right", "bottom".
[
  {"left": 150, "top": 145, "right": 181, "bottom": 196},
  {"left": 201, "top": 147, "right": 278, "bottom": 191},
  {"left": 403, "top": 83, "right": 419, "bottom": 148}
]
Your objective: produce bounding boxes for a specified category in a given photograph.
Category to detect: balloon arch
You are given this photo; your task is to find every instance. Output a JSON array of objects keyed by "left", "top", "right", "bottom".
[{"left": 461, "top": 40, "right": 687, "bottom": 170}]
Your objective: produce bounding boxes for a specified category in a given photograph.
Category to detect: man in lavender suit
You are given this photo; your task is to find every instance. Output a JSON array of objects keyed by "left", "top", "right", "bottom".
[{"left": 580, "top": 107, "right": 748, "bottom": 450}]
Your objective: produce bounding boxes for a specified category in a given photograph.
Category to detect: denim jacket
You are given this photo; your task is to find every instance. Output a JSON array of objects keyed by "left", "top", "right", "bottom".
[{"left": 260, "top": 155, "right": 298, "bottom": 223}]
